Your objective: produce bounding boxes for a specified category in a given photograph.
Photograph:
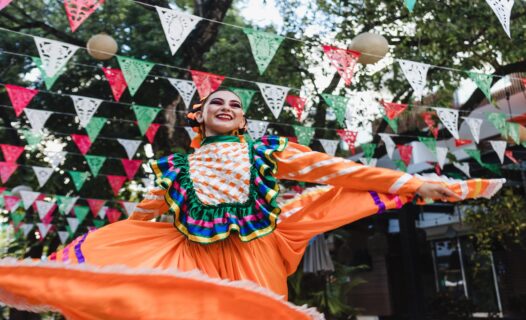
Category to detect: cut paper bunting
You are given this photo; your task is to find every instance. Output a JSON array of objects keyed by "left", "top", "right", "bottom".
[
  {"left": 121, "top": 159, "right": 142, "bottom": 180},
  {"left": 336, "top": 129, "right": 358, "bottom": 154},
  {"left": 93, "top": 219, "right": 106, "bottom": 228},
  {"left": 243, "top": 28, "right": 284, "bottom": 75},
  {"left": 56, "top": 195, "right": 79, "bottom": 215},
  {"left": 4, "top": 195, "right": 20, "bottom": 213},
  {"left": 85, "top": 116, "right": 106, "bottom": 141},
  {"left": 97, "top": 206, "right": 108, "bottom": 219},
  {"left": 404, "top": 0, "right": 416, "bottom": 12},
  {"left": 505, "top": 150, "right": 518, "bottom": 164},
  {"left": 21, "top": 129, "right": 42, "bottom": 149},
  {"left": 507, "top": 122, "right": 521, "bottom": 145},
  {"left": 421, "top": 112, "right": 439, "bottom": 139},
  {"left": 20, "top": 191, "right": 40, "bottom": 210},
  {"left": 0, "top": 0, "right": 13, "bottom": 11},
  {"left": 453, "top": 162, "right": 471, "bottom": 178},
  {"left": 107, "top": 208, "right": 122, "bottom": 223},
  {"left": 190, "top": 70, "right": 225, "bottom": 99},
  {"left": 74, "top": 206, "right": 90, "bottom": 224},
  {"left": 286, "top": 95, "right": 307, "bottom": 122},
  {"left": 229, "top": 87, "right": 257, "bottom": 113},
  {"left": 318, "top": 139, "right": 339, "bottom": 157},
  {"left": 360, "top": 158, "right": 377, "bottom": 167},
  {"left": 156, "top": 6, "right": 202, "bottom": 55},
  {"left": 417, "top": 137, "right": 436, "bottom": 154},
  {"left": 322, "top": 45, "right": 361, "bottom": 86},
  {"left": 489, "top": 140, "right": 507, "bottom": 164},
  {"left": 107, "top": 175, "right": 127, "bottom": 196},
  {"left": 381, "top": 101, "right": 408, "bottom": 120},
  {"left": 462, "top": 117, "right": 483, "bottom": 144},
  {"left": 85, "top": 155, "right": 106, "bottom": 176},
  {"left": 145, "top": 123, "right": 161, "bottom": 144},
  {"left": 321, "top": 94, "right": 348, "bottom": 127},
  {"left": 58, "top": 231, "right": 70, "bottom": 244},
  {"left": 63, "top": 0, "right": 105, "bottom": 32},
  {"left": 36, "top": 200, "right": 55, "bottom": 223},
  {"left": 71, "top": 95, "right": 102, "bottom": 127},
  {"left": 361, "top": 143, "right": 376, "bottom": 160},
  {"left": 434, "top": 107, "right": 459, "bottom": 139},
  {"left": 455, "top": 139, "right": 473, "bottom": 147},
  {"left": 467, "top": 71, "right": 493, "bottom": 103},
  {"left": 120, "top": 201, "right": 138, "bottom": 217},
  {"left": 168, "top": 78, "right": 196, "bottom": 109},
  {"left": 44, "top": 150, "right": 67, "bottom": 169},
  {"left": 86, "top": 198, "right": 106, "bottom": 217},
  {"left": 394, "top": 159, "right": 407, "bottom": 172},
  {"left": 67, "top": 217, "right": 80, "bottom": 234},
  {"left": 102, "top": 67, "right": 127, "bottom": 102},
  {"left": 37, "top": 223, "right": 52, "bottom": 238},
  {"left": 397, "top": 145, "right": 413, "bottom": 166},
  {"left": 398, "top": 60, "right": 430, "bottom": 98},
  {"left": 0, "top": 162, "right": 18, "bottom": 183},
  {"left": 246, "top": 120, "right": 269, "bottom": 140},
  {"left": 68, "top": 170, "right": 90, "bottom": 192},
  {"left": 132, "top": 105, "right": 161, "bottom": 136},
  {"left": 32, "top": 57, "right": 66, "bottom": 90},
  {"left": 34, "top": 37, "right": 79, "bottom": 77},
  {"left": 5, "top": 85, "right": 39, "bottom": 117},
  {"left": 256, "top": 83, "right": 289, "bottom": 119},
  {"left": 0, "top": 144, "right": 24, "bottom": 163},
  {"left": 464, "top": 149, "right": 484, "bottom": 166},
  {"left": 383, "top": 115, "right": 398, "bottom": 133},
  {"left": 293, "top": 126, "right": 315, "bottom": 146},
  {"left": 379, "top": 133, "right": 396, "bottom": 159},
  {"left": 24, "top": 108, "right": 52, "bottom": 133},
  {"left": 71, "top": 134, "right": 92, "bottom": 155},
  {"left": 485, "top": 0, "right": 514, "bottom": 38},
  {"left": 116, "top": 56, "right": 155, "bottom": 96},
  {"left": 11, "top": 211, "right": 25, "bottom": 227},
  {"left": 117, "top": 138, "right": 141, "bottom": 160},
  {"left": 32, "top": 166, "right": 54, "bottom": 187},
  {"left": 436, "top": 147, "right": 448, "bottom": 169}
]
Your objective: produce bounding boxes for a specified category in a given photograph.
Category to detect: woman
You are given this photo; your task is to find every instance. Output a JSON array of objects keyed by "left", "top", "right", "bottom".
[{"left": 0, "top": 89, "right": 505, "bottom": 319}]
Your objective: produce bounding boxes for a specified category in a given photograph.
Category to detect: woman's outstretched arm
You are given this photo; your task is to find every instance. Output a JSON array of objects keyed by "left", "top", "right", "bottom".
[{"left": 128, "top": 187, "right": 169, "bottom": 221}]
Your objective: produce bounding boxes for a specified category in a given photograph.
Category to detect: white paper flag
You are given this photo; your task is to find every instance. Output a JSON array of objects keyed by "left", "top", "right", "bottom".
[
  {"left": 359, "top": 157, "right": 377, "bottom": 167},
  {"left": 57, "top": 196, "right": 79, "bottom": 215},
  {"left": 117, "top": 138, "right": 142, "bottom": 160},
  {"left": 462, "top": 117, "right": 483, "bottom": 144},
  {"left": 156, "top": 6, "right": 202, "bottom": 55},
  {"left": 71, "top": 95, "right": 103, "bottom": 127},
  {"left": 379, "top": 133, "right": 396, "bottom": 159},
  {"left": 34, "top": 36, "right": 79, "bottom": 77},
  {"left": 67, "top": 217, "right": 80, "bottom": 233},
  {"left": 489, "top": 140, "right": 507, "bottom": 164},
  {"left": 98, "top": 206, "right": 108, "bottom": 219},
  {"left": 24, "top": 108, "right": 52, "bottom": 133},
  {"left": 20, "top": 190, "right": 41, "bottom": 210},
  {"left": 485, "top": 0, "right": 514, "bottom": 38},
  {"left": 436, "top": 147, "right": 448, "bottom": 169},
  {"left": 141, "top": 177, "right": 155, "bottom": 189},
  {"left": 37, "top": 222, "right": 52, "bottom": 238},
  {"left": 318, "top": 139, "right": 339, "bottom": 156},
  {"left": 168, "top": 78, "right": 196, "bottom": 108},
  {"left": 246, "top": 120, "right": 269, "bottom": 140},
  {"left": 121, "top": 201, "right": 138, "bottom": 217},
  {"left": 256, "top": 83, "right": 289, "bottom": 119},
  {"left": 32, "top": 166, "right": 54, "bottom": 187},
  {"left": 36, "top": 200, "right": 55, "bottom": 221},
  {"left": 21, "top": 223, "right": 34, "bottom": 237},
  {"left": 434, "top": 107, "right": 459, "bottom": 139},
  {"left": 44, "top": 150, "right": 67, "bottom": 169},
  {"left": 453, "top": 162, "right": 471, "bottom": 177},
  {"left": 58, "top": 231, "right": 70, "bottom": 244},
  {"left": 399, "top": 60, "right": 430, "bottom": 98}
]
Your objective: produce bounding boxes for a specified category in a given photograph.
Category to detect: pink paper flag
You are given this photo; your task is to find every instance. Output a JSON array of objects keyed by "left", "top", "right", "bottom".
[
  {"left": 190, "top": 70, "right": 225, "bottom": 99},
  {"left": 102, "top": 67, "right": 127, "bottom": 102},
  {"left": 0, "top": 144, "right": 25, "bottom": 163},
  {"left": 121, "top": 159, "right": 142, "bottom": 181},
  {"left": 0, "top": 0, "right": 13, "bottom": 11},
  {"left": 322, "top": 45, "right": 361, "bottom": 86},
  {"left": 0, "top": 187, "right": 6, "bottom": 194},
  {"left": 86, "top": 198, "right": 106, "bottom": 217},
  {"left": 64, "top": 0, "right": 105, "bottom": 32},
  {"left": 4, "top": 195, "right": 20, "bottom": 212},
  {"left": 0, "top": 161, "right": 18, "bottom": 183},
  {"left": 145, "top": 123, "right": 161, "bottom": 144},
  {"left": 5, "top": 84, "right": 38, "bottom": 117},
  {"left": 71, "top": 134, "right": 92, "bottom": 155},
  {"left": 106, "top": 208, "right": 122, "bottom": 224},
  {"left": 106, "top": 175, "right": 127, "bottom": 196},
  {"left": 336, "top": 129, "right": 358, "bottom": 154},
  {"left": 286, "top": 95, "right": 307, "bottom": 122},
  {"left": 397, "top": 144, "right": 413, "bottom": 166}
]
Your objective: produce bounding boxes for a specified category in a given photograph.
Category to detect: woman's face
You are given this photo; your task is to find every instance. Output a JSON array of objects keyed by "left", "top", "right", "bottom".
[{"left": 196, "top": 91, "right": 245, "bottom": 137}]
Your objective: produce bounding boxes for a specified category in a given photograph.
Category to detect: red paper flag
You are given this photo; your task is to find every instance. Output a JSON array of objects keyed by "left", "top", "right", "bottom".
[
  {"left": 284, "top": 136, "right": 298, "bottom": 143},
  {"left": 107, "top": 175, "right": 127, "bottom": 196},
  {"left": 434, "top": 163, "right": 441, "bottom": 175},
  {"left": 190, "top": 70, "right": 225, "bottom": 99},
  {"left": 286, "top": 95, "right": 307, "bottom": 122},
  {"left": 145, "top": 123, "right": 161, "bottom": 144},
  {"left": 106, "top": 208, "right": 122, "bottom": 224},
  {"left": 5, "top": 84, "right": 38, "bottom": 117},
  {"left": 322, "top": 45, "right": 361, "bottom": 86},
  {"left": 381, "top": 100, "right": 408, "bottom": 120},
  {"left": 3, "top": 195, "right": 20, "bottom": 212},
  {"left": 0, "top": 144, "right": 25, "bottom": 163},
  {"left": 505, "top": 150, "right": 518, "bottom": 164},
  {"left": 102, "top": 67, "right": 127, "bottom": 102},
  {"left": 71, "top": 134, "right": 92, "bottom": 155},
  {"left": 64, "top": 0, "right": 105, "bottom": 32},
  {"left": 121, "top": 159, "right": 142, "bottom": 180},
  {"left": 397, "top": 144, "right": 413, "bottom": 166},
  {"left": 336, "top": 129, "right": 358, "bottom": 154},
  {"left": 0, "top": 161, "right": 18, "bottom": 183},
  {"left": 455, "top": 139, "right": 473, "bottom": 147},
  {"left": 0, "top": 187, "right": 6, "bottom": 194},
  {"left": 86, "top": 198, "right": 106, "bottom": 218},
  {"left": 421, "top": 112, "right": 439, "bottom": 139}
]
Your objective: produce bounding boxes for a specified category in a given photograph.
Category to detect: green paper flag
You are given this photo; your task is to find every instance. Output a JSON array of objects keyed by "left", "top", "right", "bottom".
[
  {"left": 482, "top": 162, "right": 502, "bottom": 175},
  {"left": 132, "top": 105, "right": 161, "bottom": 136},
  {"left": 21, "top": 129, "right": 42, "bottom": 150},
  {"left": 85, "top": 117, "right": 106, "bottom": 142},
  {"left": 32, "top": 56, "right": 65, "bottom": 90},
  {"left": 56, "top": 195, "right": 77, "bottom": 215},
  {"left": 404, "top": 0, "right": 416, "bottom": 12},
  {"left": 361, "top": 143, "right": 376, "bottom": 159},
  {"left": 65, "top": 225, "right": 74, "bottom": 238},
  {"left": 321, "top": 94, "right": 348, "bottom": 127},
  {"left": 394, "top": 159, "right": 407, "bottom": 172},
  {"left": 229, "top": 87, "right": 257, "bottom": 112},
  {"left": 293, "top": 126, "right": 315, "bottom": 146},
  {"left": 74, "top": 206, "right": 90, "bottom": 224},
  {"left": 85, "top": 155, "right": 106, "bottom": 177},
  {"left": 10, "top": 212, "right": 25, "bottom": 227},
  {"left": 93, "top": 219, "right": 106, "bottom": 228},
  {"left": 68, "top": 171, "right": 90, "bottom": 192},
  {"left": 383, "top": 115, "right": 398, "bottom": 133},
  {"left": 464, "top": 149, "right": 484, "bottom": 166},
  {"left": 418, "top": 136, "right": 437, "bottom": 154},
  {"left": 507, "top": 122, "right": 521, "bottom": 145},
  {"left": 467, "top": 71, "right": 493, "bottom": 103},
  {"left": 116, "top": 56, "right": 155, "bottom": 96},
  {"left": 243, "top": 28, "right": 284, "bottom": 75}
]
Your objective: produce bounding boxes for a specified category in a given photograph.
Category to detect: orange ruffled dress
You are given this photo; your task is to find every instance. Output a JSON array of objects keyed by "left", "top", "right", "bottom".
[{"left": 0, "top": 135, "right": 505, "bottom": 319}]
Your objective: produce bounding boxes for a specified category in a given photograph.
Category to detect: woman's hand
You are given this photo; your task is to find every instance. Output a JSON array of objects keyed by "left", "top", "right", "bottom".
[{"left": 416, "top": 182, "right": 461, "bottom": 201}]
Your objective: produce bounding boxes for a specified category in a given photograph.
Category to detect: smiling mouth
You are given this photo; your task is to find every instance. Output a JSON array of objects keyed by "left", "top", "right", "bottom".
[{"left": 216, "top": 114, "right": 233, "bottom": 120}]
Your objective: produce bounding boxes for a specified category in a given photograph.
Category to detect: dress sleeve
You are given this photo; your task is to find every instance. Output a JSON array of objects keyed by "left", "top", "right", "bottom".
[
  {"left": 273, "top": 142, "right": 424, "bottom": 195},
  {"left": 128, "top": 187, "right": 169, "bottom": 221}
]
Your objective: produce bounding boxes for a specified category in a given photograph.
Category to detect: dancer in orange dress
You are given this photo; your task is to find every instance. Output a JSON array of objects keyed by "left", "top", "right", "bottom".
[{"left": 0, "top": 89, "right": 505, "bottom": 319}]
